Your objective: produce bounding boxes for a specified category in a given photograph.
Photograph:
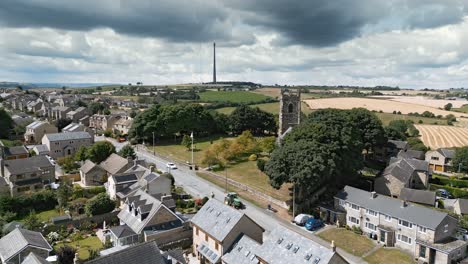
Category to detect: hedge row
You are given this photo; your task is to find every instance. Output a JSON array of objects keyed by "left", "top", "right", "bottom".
[
  {"left": 431, "top": 184, "right": 468, "bottom": 198},
  {"left": 431, "top": 177, "right": 468, "bottom": 188},
  {"left": 0, "top": 190, "right": 57, "bottom": 217}
]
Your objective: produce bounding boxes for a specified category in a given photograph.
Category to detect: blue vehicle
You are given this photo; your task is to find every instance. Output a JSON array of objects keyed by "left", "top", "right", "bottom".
[{"left": 305, "top": 218, "right": 323, "bottom": 231}]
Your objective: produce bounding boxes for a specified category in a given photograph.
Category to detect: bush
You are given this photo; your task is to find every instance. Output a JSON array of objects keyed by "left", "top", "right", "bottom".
[
  {"left": 103, "top": 129, "right": 113, "bottom": 137},
  {"left": 257, "top": 159, "right": 266, "bottom": 172},
  {"left": 85, "top": 193, "right": 115, "bottom": 216},
  {"left": 431, "top": 184, "right": 468, "bottom": 198},
  {"left": 248, "top": 154, "right": 258, "bottom": 161}
]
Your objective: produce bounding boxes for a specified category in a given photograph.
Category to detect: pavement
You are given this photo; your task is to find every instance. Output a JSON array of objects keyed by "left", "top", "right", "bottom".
[{"left": 97, "top": 136, "right": 366, "bottom": 264}]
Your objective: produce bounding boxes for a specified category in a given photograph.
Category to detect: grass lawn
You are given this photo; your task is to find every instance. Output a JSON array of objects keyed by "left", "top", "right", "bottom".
[
  {"left": 374, "top": 112, "right": 449, "bottom": 126},
  {"left": 55, "top": 236, "right": 103, "bottom": 260},
  {"left": 364, "top": 248, "right": 415, "bottom": 264},
  {"left": 317, "top": 228, "right": 374, "bottom": 256},
  {"left": 199, "top": 91, "right": 272, "bottom": 103},
  {"left": 36, "top": 209, "right": 62, "bottom": 223}
]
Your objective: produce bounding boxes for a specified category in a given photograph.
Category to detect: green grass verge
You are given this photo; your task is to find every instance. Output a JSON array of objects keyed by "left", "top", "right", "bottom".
[
  {"left": 364, "top": 248, "right": 415, "bottom": 264},
  {"left": 199, "top": 91, "right": 271, "bottom": 103},
  {"left": 36, "top": 209, "right": 62, "bottom": 223},
  {"left": 55, "top": 236, "right": 103, "bottom": 260},
  {"left": 317, "top": 228, "right": 374, "bottom": 256}
]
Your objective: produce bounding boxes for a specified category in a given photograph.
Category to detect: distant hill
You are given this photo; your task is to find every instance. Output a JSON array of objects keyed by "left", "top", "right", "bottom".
[{"left": 0, "top": 82, "right": 119, "bottom": 89}]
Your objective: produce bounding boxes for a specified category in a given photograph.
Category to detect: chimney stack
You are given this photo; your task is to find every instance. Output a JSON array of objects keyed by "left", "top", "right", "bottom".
[
  {"left": 371, "top": 191, "right": 377, "bottom": 199},
  {"left": 401, "top": 200, "right": 407, "bottom": 207},
  {"left": 149, "top": 165, "right": 155, "bottom": 173},
  {"left": 331, "top": 240, "right": 336, "bottom": 252}
]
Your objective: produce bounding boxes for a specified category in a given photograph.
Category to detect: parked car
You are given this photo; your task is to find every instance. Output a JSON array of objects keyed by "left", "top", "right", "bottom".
[
  {"left": 294, "top": 214, "right": 312, "bottom": 226},
  {"left": 436, "top": 189, "right": 453, "bottom": 199},
  {"left": 166, "top": 162, "right": 177, "bottom": 170},
  {"left": 305, "top": 218, "right": 323, "bottom": 231}
]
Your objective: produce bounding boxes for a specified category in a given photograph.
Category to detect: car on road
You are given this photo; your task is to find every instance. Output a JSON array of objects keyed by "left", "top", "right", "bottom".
[
  {"left": 293, "top": 214, "right": 312, "bottom": 226},
  {"left": 166, "top": 162, "right": 177, "bottom": 170},
  {"left": 305, "top": 218, "right": 323, "bottom": 231},
  {"left": 46, "top": 155, "right": 56, "bottom": 165}
]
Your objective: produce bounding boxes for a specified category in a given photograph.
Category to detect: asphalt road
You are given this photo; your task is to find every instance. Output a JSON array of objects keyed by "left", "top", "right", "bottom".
[{"left": 97, "top": 136, "right": 366, "bottom": 264}]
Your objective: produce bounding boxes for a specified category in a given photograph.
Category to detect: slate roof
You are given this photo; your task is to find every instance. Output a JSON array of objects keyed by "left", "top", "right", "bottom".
[
  {"left": 255, "top": 226, "right": 339, "bottom": 264},
  {"left": 21, "top": 252, "right": 50, "bottom": 264},
  {"left": 455, "top": 199, "right": 468, "bottom": 215},
  {"left": 100, "top": 153, "right": 129, "bottom": 175},
  {"left": 62, "top": 123, "right": 85, "bottom": 132},
  {"left": 399, "top": 188, "right": 436, "bottom": 206},
  {"left": 383, "top": 158, "right": 429, "bottom": 184},
  {"left": 45, "top": 131, "right": 91, "bottom": 142},
  {"left": 438, "top": 148, "right": 456, "bottom": 159},
  {"left": 80, "top": 160, "right": 99, "bottom": 174},
  {"left": 26, "top": 121, "right": 47, "bottom": 129},
  {"left": 0, "top": 228, "right": 52, "bottom": 262},
  {"left": 388, "top": 140, "right": 408, "bottom": 150},
  {"left": 191, "top": 199, "right": 248, "bottom": 242},
  {"left": 336, "top": 186, "right": 450, "bottom": 230},
  {"left": 33, "top": 144, "right": 49, "bottom": 154},
  {"left": 397, "top": 149, "right": 425, "bottom": 160},
  {"left": 3, "top": 145, "right": 28, "bottom": 156},
  {"left": 111, "top": 172, "right": 138, "bottom": 184},
  {"left": 86, "top": 240, "right": 165, "bottom": 264},
  {"left": 4, "top": 156, "right": 53, "bottom": 175},
  {"left": 110, "top": 225, "right": 137, "bottom": 238},
  {"left": 162, "top": 249, "right": 186, "bottom": 264},
  {"left": 222, "top": 234, "right": 261, "bottom": 264}
]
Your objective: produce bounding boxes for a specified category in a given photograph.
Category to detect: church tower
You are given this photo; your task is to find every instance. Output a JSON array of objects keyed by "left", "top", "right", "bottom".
[{"left": 279, "top": 88, "right": 301, "bottom": 136}]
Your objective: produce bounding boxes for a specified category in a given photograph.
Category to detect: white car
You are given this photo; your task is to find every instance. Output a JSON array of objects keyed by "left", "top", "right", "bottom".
[
  {"left": 166, "top": 163, "right": 177, "bottom": 170},
  {"left": 294, "top": 214, "right": 312, "bottom": 226}
]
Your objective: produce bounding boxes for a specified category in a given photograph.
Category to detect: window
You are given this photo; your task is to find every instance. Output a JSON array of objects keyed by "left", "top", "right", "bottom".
[
  {"left": 444, "top": 224, "right": 449, "bottom": 233},
  {"left": 196, "top": 227, "right": 199, "bottom": 236},
  {"left": 366, "top": 209, "right": 378, "bottom": 217},
  {"left": 215, "top": 242, "right": 219, "bottom": 251},
  {"left": 398, "top": 219, "right": 413, "bottom": 229},
  {"left": 431, "top": 157, "right": 439, "bottom": 161},
  {"left": 383, "top": 214, "right": 392, "bottom": 221},
  {"left": 419, "top": 246, "right": 426, "bottom": 258},
  {"left": 365, "top": 222, "right": 377, "bottom": 231},
  {"left": 351, "top": 203, "right": 360, "bottom": 211},
  {"left": 397, "top": 234, "right": 412, "bottom": 244},
  {"left": 348, "top": 216, "right": 359, "bottom": 224},
  {"left": 205, "top": 233, "right": 208, "bottom": 242},
  {"left": 418, "top": 226, "right": 426, "bottom": 233}
]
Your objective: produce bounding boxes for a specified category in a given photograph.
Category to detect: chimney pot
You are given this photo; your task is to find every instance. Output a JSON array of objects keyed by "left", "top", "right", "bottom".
[
  {"left": 371, "top": 191, "right": 377, "bottom": 199},
  {"left": 331, "top": 240, "right": 336, "bottom": 252}
]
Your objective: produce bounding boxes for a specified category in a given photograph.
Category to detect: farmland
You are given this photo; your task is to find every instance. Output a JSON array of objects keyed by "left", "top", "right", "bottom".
[
  {"left": 199, "top": 91, "right": 272, "bottom": 103},
  {"left": 372, "top": 96, "right": 468, "bottom": 108},
  {"left": 304, "top": 97, "right": 468, "bottom": 118},
  {"left": 415, "top": 125, "right": 468, "bottom": 149},
  {"left": 215, "top": 101, "right": 312, "bottom": 115}
]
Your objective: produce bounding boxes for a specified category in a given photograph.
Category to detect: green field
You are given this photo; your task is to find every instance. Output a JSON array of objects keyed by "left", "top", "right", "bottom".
[
  {"left": 375, "top": 112, "right": 449, "bottom": 126},
  {"left": 453, "top": 105, "right": 468, "bottom": 113},
  {"left": 199, "top": 91, "right": 272, "bottom": 103},
  {"left": 36, "top": 209, "right": 62, "bottom": 222},
  {"left": 364, "top": 248, "right": 415, "bottom": 264},
  {"left": 55, "top": 236, "right": 103, "bottom": 260},
  {"left": 216, "top": 101, "right": 312, "bottom": 115}
]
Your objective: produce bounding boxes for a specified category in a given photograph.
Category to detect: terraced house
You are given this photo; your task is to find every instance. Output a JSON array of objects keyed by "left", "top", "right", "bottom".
[
  {"left": 0, "top": 156, "right": 54, "bottom": 196},
  {"left": 335, "top": 186, "right": 466, "bottom": 264}
]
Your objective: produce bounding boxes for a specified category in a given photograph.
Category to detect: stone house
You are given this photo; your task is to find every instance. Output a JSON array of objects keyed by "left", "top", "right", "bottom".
[
  {"left": 425, "top": 149, "right": 456, "bottom": 172},
  {"left": 31, "top": 144, "right": 50, "bottom": 156},
  {"left": 453, "top": 199, "right": 468, "bottom": 215},
  {"left": 0, "top": 145, "right": 29, "bottom": 160},
  {"left": 42, "top": 131, "right": 93, "bottom": 159},
  {"left": 112, "top": 171, "right": 172, "bottom": 204},
  {"left": 374, "top": 158, "right": 430, "bottom": 198},
  {"left": 66, "top": 107, "right": 89, "bottom": 123},
  {"left": 112, "top": 189, "right": 191, "bottom": 248},
  {"left": 191, "top": 199, "right": 264, "bottom": 264},
  {"left": 100, "top": 153, "right": 131, "bottom": 176},
  {"left": 113, "top": 116, "right": 133, "bottom": 135},
  {"left": 334, "top": 186, "right": 466, "bottom": 264},
  {"left": 89, "top": 114, "right": 119, "bottom": 131},
  {"left": 107, "top": 172, "right": 139, "bottom": 200},
  {"left": 0, "top": 228, "right": 52, "bottom": 264},
  {"left": 49, "top": 106, "right": 71, "bottom": 120},
  {"left": 0, "top": 156, "right": 55, "bottom": 197},
  {"left": 399, "top": 188, "right": 436, "bottom": 207},
  {"left": 24, "top": 121, "right": 58, "bottom": 144},
  {"left": 79, "top": 160, "right": 107, "bottom": 186}
]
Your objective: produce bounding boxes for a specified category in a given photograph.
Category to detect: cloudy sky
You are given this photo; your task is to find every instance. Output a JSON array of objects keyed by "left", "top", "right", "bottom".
[{"left": 0, "top": 0, "right": 467, "bottom": 88}]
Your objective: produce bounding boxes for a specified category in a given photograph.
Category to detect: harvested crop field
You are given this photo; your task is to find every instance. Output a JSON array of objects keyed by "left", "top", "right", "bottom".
[
  {"left": 415, "top": 125, "right": 468, "bottom": 149},
  {"left": 372, "top": 96, "right": 468, "bottom": 108},
  {"left": 304, "top": 97, "right": 468, "bottom": 118}
]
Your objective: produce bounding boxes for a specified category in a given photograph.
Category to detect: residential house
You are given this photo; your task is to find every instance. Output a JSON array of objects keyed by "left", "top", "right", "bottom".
[
  {"left": 0, "top": 145, "right": 29, "bottom": 160},
  {"left": 24, "top": 121, "right": 58, "bottom": 144},
  {"left": 42, "top": 131, "right": 93, "bottom": 159},
  {"left": 426, "top": 149, "right": 456, "bottom": 172},
  {"left": 399, "top": 188, "right": 436, "bottom": 207},
  {"left": 66, "top": 107, "right": 88, "bottom": 123},
  {"left": 107, "top": 172, "right": 139, "bottom": 200},
  {"left": 374, "top": 140, "right": 409, "bottom": 162},
  {"left": 0, "top": 156, "right": 54, "bottom": 197},
  {"left": 79, "top": 160, "right": 107, "bottom": 186},
  {"left": 86, "top": 240, "right": 183, "bottom": 264},
  {"left": 113, "top": 116, "right": 133, "bottom": 135},
  {"left": 26, "top": 100, "right": 43, "bottom": 114},
  {"left": 453, "top": 199, "right": 468, "bottom": 215},
  {"left": 223, "top": 226, "right": 348, "bottom": 264},
  {"left": 113, "top": 172, "right": 172, "bottom": 203},
  {"left": 0, "top": 228, "right": 52, "bottom": 264},
  {"left": 31, "top": 145, "right": 49, "bottom": 156},
  {"left": 113, "top": 189, "right": 191, "bottom": 248},
  {"left": 21, "top": 252, "right": 50, "bottom": 264},
  {"left": 62, "top": 123, "right": 94, "bottom": 136},
  {"left": 334, "top": 186, "right": 466, "bottom": 264},
  {"left": 89, "top": 114, "right": 119, "bottom": 131},
  {"left": 191, "top": 199, "right": 264, "bottom": 264},
  {"left": 49, "top": 106, "right": 71, "bottom": 120},
  {"left": 11, "top": 114, "right": 34, "bottom": 127},
  {"left": 374, "top": 158, "right": 430, "bottom": 198},
  {"left": 100, "top": 153, "right": 131, "bottom": 176},
  {"left": 397, "top": 149, "right": 425, "bottom": 160}
]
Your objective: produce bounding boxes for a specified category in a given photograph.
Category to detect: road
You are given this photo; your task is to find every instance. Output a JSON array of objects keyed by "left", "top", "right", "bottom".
[{"left": 98, "top": 136, "right": 365, "bottom": 263}]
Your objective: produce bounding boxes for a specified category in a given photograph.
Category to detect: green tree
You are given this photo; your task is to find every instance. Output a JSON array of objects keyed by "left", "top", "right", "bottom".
[
  {"left": 118, "top": 145, "right": 136, "bottom": 159},
  {"left": 129, "top": 110, "right": 137, "bottom": 118},
  {"left": 453, "top": 147, "right": 468, "bottom": 173},
  {"left": 444, "top": 103, "right": 453, "bottom": 111},
  {"left": 23, "top": 211, "right": 41, "bottom": 231},
  {"left": 0, "top": 108, "right": 13, "bottom": 138},
  {"left": 88, "top": 102, "right": 108, "bottom": 115},
  {"left": 260, "top": 136, "right": 276, "bottom": 154},
  {"left": 86, "top": 141, "right": 116, "bottom": 163},
  {"left": 57, "top": 156, "right": 79, "bottom": 173},
  {"left": 85, "top": 193, "right": 115, "bottom": 216},
  {"left": 347, "top": 108, "right": 387, "bottom": 154},
  {"left": 229, "top": 105, "right": 277, "bottom": 135},
  {"left": 74, "top": 146, "right": 89, "bottom": 161},
  {"left": 57, "top": 181, "right": 73, "bottom": 209},
  {"left": 56, "top": 246, "right": 76, "bottom": 264},
  {"left": 181, "top": 134, "right": 192, "bottom": 151}
]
